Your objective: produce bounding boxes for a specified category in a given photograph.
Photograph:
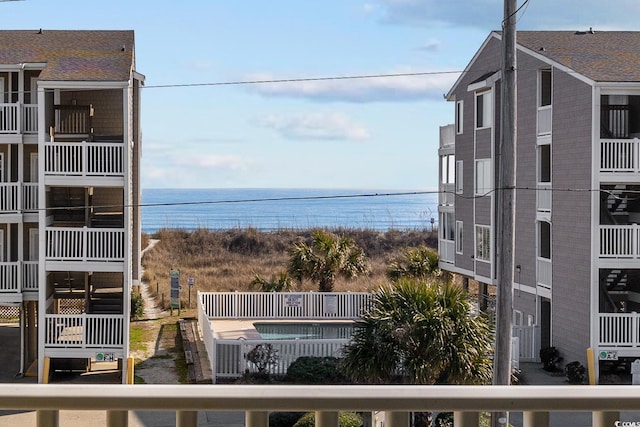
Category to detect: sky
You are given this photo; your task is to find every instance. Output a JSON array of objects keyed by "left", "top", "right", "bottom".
[{"left": 2, "top": 0, "right": 640, "bottom": 189}]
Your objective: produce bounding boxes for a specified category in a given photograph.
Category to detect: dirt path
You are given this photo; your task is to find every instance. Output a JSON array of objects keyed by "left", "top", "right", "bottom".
[{"left": 131, "top": 239, "right": 183, "bottom": 384}]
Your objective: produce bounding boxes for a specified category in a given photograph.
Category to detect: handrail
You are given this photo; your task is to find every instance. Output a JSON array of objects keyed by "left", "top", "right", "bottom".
[{"left": 0, "top": 384, "right": 636, "bottom": 427}]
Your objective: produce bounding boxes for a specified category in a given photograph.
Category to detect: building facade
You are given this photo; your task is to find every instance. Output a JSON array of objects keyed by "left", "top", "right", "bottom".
[
  {"left": 439, "top": 30, "right": 640, "bottom": 375},
  {"left": 0, "top": 30, "right": 143, "bottom": 383}
]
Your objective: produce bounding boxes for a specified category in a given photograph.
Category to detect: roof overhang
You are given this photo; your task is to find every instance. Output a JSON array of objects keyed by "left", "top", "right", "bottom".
[
  {"left": 37, "top": 80, "right": 129, "bottom": 90},
  {"left": 467, "top": 71, "right": 502, "bottom": 92},
  {"left": 0, "top": 62, "right": 47, "bottom": 72}
]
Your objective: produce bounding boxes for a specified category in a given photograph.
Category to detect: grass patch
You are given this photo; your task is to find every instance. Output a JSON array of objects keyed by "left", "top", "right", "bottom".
[{"left": 129, "top": 323, "right": 153, "bottom": 353}]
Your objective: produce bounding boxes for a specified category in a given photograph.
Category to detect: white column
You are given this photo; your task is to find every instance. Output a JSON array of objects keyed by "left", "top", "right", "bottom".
[
  {"left": 315, "top": 411, "right": 339, "bottom": 427},
  {"left": 176, "top": 410, "right": 198, "bottom": 427},
  {"left": 246, "top": 411, "right": 269, "bottom": 427},
  {"left": 454, "top": 411, "right": 480, "bottom": 426},
  {"left": 385, "top": 411, "right": 410, "bottom": 427},
  {"left": 593, "top": 411, "right": 619, "bottom": 427},
  {"left": 37, "top": 410, "right": 58, "bottom": 427},
  {"left": 107, "top": 410, "right": 128, "bottom": 427},
  {"left": 523, "top": 411, "right": 549, "bottom": 427}
]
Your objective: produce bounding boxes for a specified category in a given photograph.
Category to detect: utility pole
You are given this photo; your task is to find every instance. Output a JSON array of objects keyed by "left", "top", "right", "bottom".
[{"left": 493, "top": 0, "right": 517, "bottom": 426}]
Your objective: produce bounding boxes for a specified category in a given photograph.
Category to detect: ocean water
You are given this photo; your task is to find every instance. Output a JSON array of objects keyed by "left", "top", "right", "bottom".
[{"left": 141, "top": 188, "right": 438, "bottom": 233}]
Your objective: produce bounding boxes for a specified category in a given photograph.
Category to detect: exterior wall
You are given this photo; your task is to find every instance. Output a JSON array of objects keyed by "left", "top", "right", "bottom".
[
  {"left": 513, "top": 291, "right": 537, "bottom": 323},
  {"left": 550, "top": 70, "right": 593, "bottom": 365}
]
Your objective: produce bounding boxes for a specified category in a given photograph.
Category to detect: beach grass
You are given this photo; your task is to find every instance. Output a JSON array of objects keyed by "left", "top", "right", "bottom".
[{"left": 141, "top": 227, "right": 438, "bottom": 309}]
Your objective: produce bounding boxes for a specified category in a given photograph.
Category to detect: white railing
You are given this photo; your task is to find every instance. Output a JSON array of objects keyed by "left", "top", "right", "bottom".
[
  {"left": 599, "top": 312, "right": 640, "bottom": 348},
  {"left": 513, "top": 325, "right": 540, "bottom": 362},
  {"left": 0, "top": 262, "right": 19, "bottom": 292},
  {"left": 45, "top": 227, "right": 125, "bottom": 261},
  {"left": 0, "top": 384, "right": 637, "bottom": 427},
  {"left": 439, "top": 183, "right": 455, "bottom": 206},
  {"left": 599, "top": 225, "right": 640, "bottom": 259},
  {"left": 0, "top": 103, "right": 38, "bottom": 134},
  {"left": 536, "top": 257, "right": 552, "bottom": 290},
  {"left": 439, "top": 123, "right": 455, "bottom": 148},
  {"left": 23, "top": 261, "right": 38, "bottom": 291},
  {"left": 197, "top": 296, "right": 215, "bottom": 374},
  {"left": 0, "top": 183, "right": 19, "bottom": 212},
  {"left": 536, "top": 183, "right": 551, "bottom": 212},
  {"left": 439, "top": 239, "right": 455, "bottom": 263},
  {"left": 44, "top": 314, "right": 124, "bottom": 349},
  {"left": 23, "top": 183, "right": 38, "bottom": 211},
  {"left": 600, "top": 138, "right": 639, "bottom": 173},
  {"left": 0, "top": 103, "right": 18, "bottom": 133},
  {"left": 216, "top": 339, "right": 348, "bottom": 379},
  {"left": 199, "top": 292, "right": 372, "bottom": 319},
  {"left": 23, "top": 104, "right": 37, "bottom": 134},
  {"left": 537, "top": 105, "right": 552, "bottom": 135},
  {"left": 44, "top": 141, "right": 124, "bottom": 177}
]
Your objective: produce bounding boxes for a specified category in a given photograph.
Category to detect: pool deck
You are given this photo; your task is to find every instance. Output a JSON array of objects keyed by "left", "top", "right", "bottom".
[{"left": 210, "top": 319, "right": 355, "bottom": 340}]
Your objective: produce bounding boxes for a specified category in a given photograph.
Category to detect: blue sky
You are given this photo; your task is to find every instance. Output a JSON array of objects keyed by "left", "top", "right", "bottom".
[{"left": 2, "top": 0, "right": 640, "bottom": 189}]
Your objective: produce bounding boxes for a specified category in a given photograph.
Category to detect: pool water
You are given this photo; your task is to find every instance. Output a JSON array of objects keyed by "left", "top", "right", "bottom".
[{"left": 253, "top": 322, "right": 354, "bottom": 340}]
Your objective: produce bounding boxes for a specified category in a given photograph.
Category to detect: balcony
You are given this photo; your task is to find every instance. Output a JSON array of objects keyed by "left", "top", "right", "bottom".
[
  {"left": 0, "top": 384, "right": 637, "bottom": 427},
  {"left": 0, "top": 261, "right": 38, "bottom": 293},
  {"left": 536, "top": 257, "right": 552, "bottom": 290},
  {"left": 0, "top": 103, "right": 38, "bottom": 134},
  {"left": 599, "top": 225, "right": 640, "bottom": 259},
  {"left": 599, "top": 312, "right": 640, "bottom": 356},
  {"left": 0, "top": 182, "right": 38, "bottom": 213},
  {"left": 537, "top": 105, "right": 552, "bottom": 135},
  {"left": 536, "top": 183, "right": 551, "bottom": 213},
  {"left": 44, "top": 313, "right": 124, "bottom": 351},
  {"left": 44, "top": 140, "right": 125, "bottom": 178},
  {"left": 600, "top": 138, "right": 640, "bottom": 180},
  {"left": 45, "top": 227, "right": 125, "bottom": 262},
  {"left": 439, "top": 239, "right": 455, "bottom": 263}
]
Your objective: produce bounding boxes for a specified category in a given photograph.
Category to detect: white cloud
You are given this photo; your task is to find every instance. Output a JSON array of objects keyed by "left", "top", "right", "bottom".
[
  {"left": 248, "top": 70, "right": 458, "bottom": 103},
  {"left": 417, "top": 39, "right": 441, "bottom": 53},
  {"left": 175, "top": 154, "right": 246, "bottom": 170},
  {"left": 257, "top": 112, "right": 370, "bottom": 142}
]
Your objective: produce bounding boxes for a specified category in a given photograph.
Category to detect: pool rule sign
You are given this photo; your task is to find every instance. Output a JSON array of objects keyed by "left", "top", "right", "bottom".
[{"left": 170, "top": 269, "right": 180, "bottom": 315}]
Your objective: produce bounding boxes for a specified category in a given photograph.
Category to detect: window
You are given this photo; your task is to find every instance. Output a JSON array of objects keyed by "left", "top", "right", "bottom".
[
  {"left": 440, "top": 154, "right": 455, "bottom": 184},
  {"left": 440, "top": 212, "right": 455, "bottom": 241},
  {"left": 455, "top": 220, "right": 463, "bottom": 254},
  {"left": 455, "top": 160, "right": 463, "bottom": 194},
  {"left": 475, "top": 159, "right": 492, "bottom": 195},
  {"left": 538, "top": 221, "right": 551, "bottom": 259},
  {"left": 476, "top": 90, "right": 492, "bottom": 128},
  {"left": 539, "top": 69, "right": 552, "bottom": 107},
  {"left": 475, "top": 225, "right": 491, "bottom": 262},
  {"left": 538, "top": 144, "right": 551, "bottom": 183},
  {"left": 456, "top": 100, "right": 464, "bottom": 134}
]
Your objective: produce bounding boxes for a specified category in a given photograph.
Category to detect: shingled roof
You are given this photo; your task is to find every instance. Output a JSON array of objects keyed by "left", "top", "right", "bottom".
[
  {"left": 516, "top": 31, "right": 640, "bottom": 83},
  {"left": 0, "top": 30, "right": 135, "bottom": 81}
]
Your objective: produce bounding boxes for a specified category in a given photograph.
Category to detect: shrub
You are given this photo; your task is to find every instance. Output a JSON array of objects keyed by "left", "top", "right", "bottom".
[
  {"left": 292, "top": 412, "right": 362, "bottom": 427},
  {"left": 269, "top": 412, "right": 305, "bottom": 427},
  {"left": 539, "top": 347, "right": 563, "bottom": 372},
  {"left": 565, "top": 361, "right": 586, "bottom": 384},
  {"left": 130, "top": 292, "right": 144, "bottom": 320},
  {"left": 286, "top": 357, "right": 348, "bottom": 384},
  {"left": 245, "top": 343, "right": 279, "bottom": 375}
]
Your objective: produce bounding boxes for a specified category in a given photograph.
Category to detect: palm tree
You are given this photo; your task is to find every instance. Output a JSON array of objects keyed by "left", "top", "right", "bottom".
[
  {"left": 341, "top": 278, "right": 493, "bottom": 385},
  {"left": 249, "top": 272, "right": 294, "bottom": 292},
  {"left": 287, "top": 230, "right": 369, "bottom": 292},
  {"left": 386, "top": 245, "right": 440, "bottom": 281}
]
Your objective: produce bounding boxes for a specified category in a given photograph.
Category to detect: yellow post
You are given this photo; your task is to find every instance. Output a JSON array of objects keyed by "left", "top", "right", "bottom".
[
  {"left": 587, "top": 347, "right": 596, "bottom": 385},
  {"left": 127, "top": 356, "right": 135, "bottom": 384},
  {"left": 42, "top": 357, "right": 51, "bottom": 384}
]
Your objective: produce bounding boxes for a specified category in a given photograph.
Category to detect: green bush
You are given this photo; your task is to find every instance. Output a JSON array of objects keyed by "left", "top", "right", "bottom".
[
  {"left": 130, "top": 292, "right": 144, "bottom": 320},
  {"left": 286, "top": 357, "right": 348, "bottom": 384},
  {"left": 269, "top": 412, "right": 305, "bottom": 427},
  {"left": 292, "top": 412, "right": 362, "bottom": 427}
]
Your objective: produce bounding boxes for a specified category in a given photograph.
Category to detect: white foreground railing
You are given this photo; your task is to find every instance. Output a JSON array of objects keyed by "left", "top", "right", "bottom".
[
  {"left": 44, "top": 140, "right": 124, "bottom": 177},
  {"left": 199, "top": 291, "right": 372, "bottom": 319},
  {"left": 600, "top": 138, "right": 640, "bottom": 173},
  {"left": 45, "top": 227, "right": 125, "bottom": 261},
  {"left": 0, "top": 384, "right": 637, "bottom": 427},
  {"left": 44, "top": 314, "right": 124, "bottom": 349},
  {"left": 599, "top": 224, "right": 640, "bottom": 259}
]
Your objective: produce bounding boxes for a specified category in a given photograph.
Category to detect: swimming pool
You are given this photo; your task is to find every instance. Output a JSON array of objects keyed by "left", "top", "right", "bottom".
[{"left": 253, "top": 322, "right": 355, "bottom": 340}]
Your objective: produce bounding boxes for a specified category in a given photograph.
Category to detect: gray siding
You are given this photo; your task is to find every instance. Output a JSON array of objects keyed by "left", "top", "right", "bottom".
[{"left": 550, "top": 70, "right": 592, "bottom": 365}]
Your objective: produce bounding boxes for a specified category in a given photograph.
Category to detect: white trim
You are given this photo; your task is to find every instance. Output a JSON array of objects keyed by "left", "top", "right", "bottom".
[
  {"left": 475, "top": 224, "right": 491, "bottom": 263},
  {"left": 456, "top": 100, "right": 464, "bottom": 134},
  {"left": 455, "top": 160, "right": 463, "bottom": 194},
  {"left": 467, "top": 71, "right": 501, "bottom": 93},
  {"left": 440, "top": 263, "right": 475, "bottom": 277},
  {"left": 455, "top": 220, "right": 463, "bottom": 255},
  {"left": 474, "top": 89, "right": 493, "bottom": 129},
  {"left": 514, "top": 282, "right": 538, "bottom": 295},
  {"left": 589, "top": 84, "right": 601, "bottom": 359},
  {"left": 474, "top": 273, "right": 494, "bottom": 285},
  {"left": 37, "top": 80, "right": 129, "bottom": 90}
]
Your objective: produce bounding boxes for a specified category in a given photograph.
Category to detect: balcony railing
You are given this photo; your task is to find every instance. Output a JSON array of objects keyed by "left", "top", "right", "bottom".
[
  {"left": 0, "top": 261, "right": 38, "bottom": 293},
  {"left": 45, "top": 227, "right": 125, "bottom": 261},
  {"left": 0, "top": 182, "right": 38, "bottom": 212},
  {"left": 44, "top": 314, "right": 124, "bottom": 349},
  {"left": 536, "top": 257, "right": 552, "bottom": 290},
  {"left": 0, "top": 384, "right": 637, "bottom": 427},
  {"left": 439, "top": 123, "right": 455, "bottom": 148},
  {"left": 537, "top": 105, "right": 552, "bottom": 135},
  {"left": 599, "top": 312, "right": 640, "bottom": 349},
  {"left": 44, "top": 141, "right": 124, "bottom": 177},
  {"left": 536, "top": 183, "right": 551, "bottom": 212},
  {"left": 599, "top": 224, "right": 640, "bottom": 259},
  {"left": 54, "top": 105, "right": 92, "bottom": 135},
  {"left": 0, "top": 103, "right": 38, "bottom": 134},
  {"left": 439, "top": 183, "right": 455, "bottom": 206},
  {"left": 600, "top": 138, "right": 640, "bottom": 173},
  {"left": 439, "top": 239, "right": 455, "bottom": 263}
]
